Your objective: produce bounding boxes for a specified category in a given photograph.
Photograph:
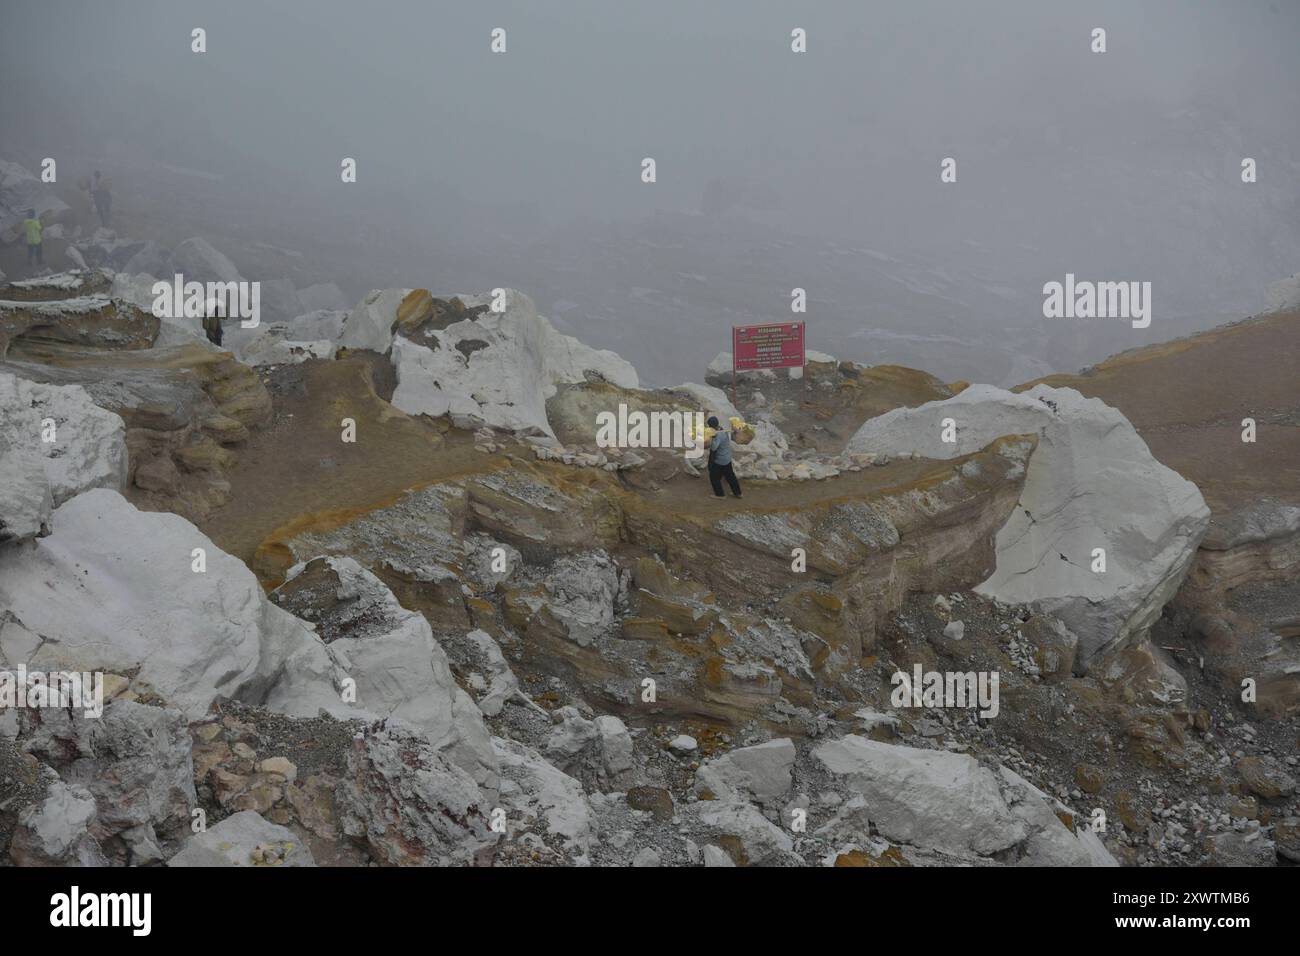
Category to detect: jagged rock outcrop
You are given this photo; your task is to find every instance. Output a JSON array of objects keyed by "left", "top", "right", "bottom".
[
  {"left": 4, "top": 340, "right": 272, "bottom": 521},
  {"left": 390, "top": 289, "right": 638, "bottom": 439},
  {"left": 335, "top": 719, "right": 494, "bottom": 866},
  {"left": 847, "top": 383, "right": 1210, "bottom": 670},
  {"left": 0, "top": 371, "right": 127, "bottom": 511},
  {"left": 9, "top": 779, "right": 107, "bottom": 867},
  {"left": 16, "top": 700, "right": 196, "bottom": 865},
  {"left": 268, "top": 556, "right": 498, "bottom": 789},
  {"left": 0, "top": 430, "right": 52, "bottom": 543}
]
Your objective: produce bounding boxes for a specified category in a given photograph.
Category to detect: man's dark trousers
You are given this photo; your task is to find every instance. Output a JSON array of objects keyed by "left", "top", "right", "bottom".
[{"left": 709, "top": 461, "right": 741, "bottom": 497}]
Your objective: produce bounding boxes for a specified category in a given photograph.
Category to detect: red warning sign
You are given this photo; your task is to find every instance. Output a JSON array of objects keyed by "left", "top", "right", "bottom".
[{"left": 733, "top": 322, "right": 805, "bottom": 372}]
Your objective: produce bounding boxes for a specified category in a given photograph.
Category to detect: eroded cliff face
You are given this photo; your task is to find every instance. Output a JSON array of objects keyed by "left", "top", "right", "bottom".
[
  {"left": 1, "top": 275, "right": 271, "bottom": 523},
  {"left": 248, "top": 421, "right": 1030, "bottom": 729}
]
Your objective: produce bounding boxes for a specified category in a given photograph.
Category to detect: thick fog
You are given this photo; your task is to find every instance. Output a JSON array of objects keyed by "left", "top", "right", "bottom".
[{"left": 4, "top": 0, "right": 1299, "bottom": 384}]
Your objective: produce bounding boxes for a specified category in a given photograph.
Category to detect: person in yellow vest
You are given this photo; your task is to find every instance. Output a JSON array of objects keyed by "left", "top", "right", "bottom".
[{"left": 22, "top": 210, "right": 43, "bottom": 268}]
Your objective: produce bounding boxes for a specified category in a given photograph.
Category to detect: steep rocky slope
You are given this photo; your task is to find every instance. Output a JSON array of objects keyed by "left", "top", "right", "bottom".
[{"left": 1, "top": 272, "right": 1295, "bottom": 868}]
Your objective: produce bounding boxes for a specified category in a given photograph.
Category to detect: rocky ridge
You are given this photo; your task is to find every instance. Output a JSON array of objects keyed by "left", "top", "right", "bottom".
[{"left": 1, "top": 251, "right": 1296, "bottom": 866}]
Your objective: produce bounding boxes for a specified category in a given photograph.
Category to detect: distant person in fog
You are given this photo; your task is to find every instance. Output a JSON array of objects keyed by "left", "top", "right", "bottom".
[
  {"left": 91, "top": 170, "right": 112, "bottom": 227},
  {"left": 22, "top": 209, "right": 43, "bottom": 268}
]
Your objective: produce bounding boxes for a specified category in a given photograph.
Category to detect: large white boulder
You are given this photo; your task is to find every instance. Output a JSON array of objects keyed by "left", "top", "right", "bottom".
[
  {"left": 0, "top": 489, "right": 337, "bottom": 721},
  {"left": 0, "top": 372, "right": 127, "bottom": 509},
  {"left": 814, "top": 736, "right": 1114, "bottom": 865},
  {"left": 390, "top": 289, "right": 638, "bottom": 439},
  {"left": 814, "top": 736, "right": 1026, "bottom": 857},
  {"left": 693, "top": 738, "right": 795, "bottom": 809},
  {"left": 846, "top": 383, "right": 1210, "bottom": 669},
  {"left": 168, "top": 237, "right": 241, "bottom": 284}
]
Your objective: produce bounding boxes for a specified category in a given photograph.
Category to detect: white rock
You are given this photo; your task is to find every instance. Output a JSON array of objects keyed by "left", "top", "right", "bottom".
[
  {"left": 669, "top": 735, "right": 698, "bottom": 753},
  {"left": 0, "top": 430, "right": 52, "bottom": 543},
  {"left": 814, "top": 736, "right": 1026, "bottom": 857},
  {"left": 0, "top": 489, "right": 337, "bottom": 721},
  {"left": 0, "top": 373, "right": 127, "bottom": 510},
  {"left": 701, "top": 843, "right": 736, "bottom": 867},
  {"left": 492, "top": 735, "right": 593, "bottom": 861},
  {"left": 539, "top": 550, "right": 620, "bottom": 647},
  {"left": 339, "top": 287, "right": 411, "bottom": 353},
  {"left": 594, "top": 715, "right": 635, "bottom": 785},
  {"left": 9, "top": 780, "right": 107, "bottom": 866},
  {"left": 390, "top": 289, "right": 637, "bottom": 439},
  {"left": 545, "top": 707, "right": 631, "bottom": 787},
  {"left": 691, "top": 800, "right": 795, "bottom": 865},
  {"left": 269, "top": 557, "right": 497, "bottom": 788},
  {"left": 998, "top": 767, "right": 1118, "bottom": 866},
  {"left": 109, "top": 272, "right": 212, "bottom": 348},
  {"left": 463, "top": 628, "right": 519, "bottom": 717},
  {"left": 168, "top": 810, "right": 316, "bottom": 867},
  {"left": 546, "top": 707, "right": 600, "bottom": 766},
  {"left": 240, "top": 330, "right": 336, "bottom": 366},
  {"left": 694, "top": 738, "right": 795, "bottom": 809},
  {"left": 943, "top": 620, "right": 965, "bottom": 641},
  {"left": 668, "top": 382, "right": 740, "bottom": 423},
  {"left": 705, "top": 351, "right": 776, "bottom": 386},
  {"left": 283, "top": 308, "right": 348, "bottom": 341},
  {"left": 846, "top": 384, "right": 1210, "bottom": 670},
  {"left": 169, "top": 237, "right": 242, "bottom": 284},
  {"left": 632, "top": 847, "right": 661, "bottom": 867}
]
